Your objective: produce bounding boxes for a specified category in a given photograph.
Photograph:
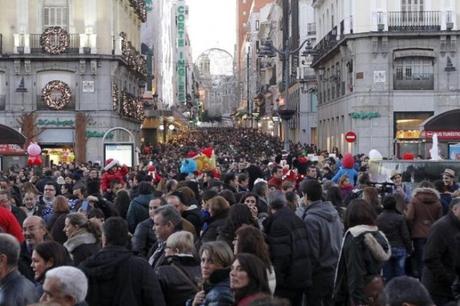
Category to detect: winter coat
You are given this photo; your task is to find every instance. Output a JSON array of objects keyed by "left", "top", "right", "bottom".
[
  {"left": 186, "top": 268, "right": 234, "bottom": 306},
  {"left": 377, "top": 210, "right": 412, "bottom": 251},
  {"left": 422, "top": 211, "right": 460, "bottom": 299},
  {"left": 296, "top": 200, "right": 344, "bottom": 290},
  {"left": 406, "top": 187, "right": 443, "bottom": 238},
  {"left": 0, "top": 270, "right": 38, "bottom": 306},
  {"left": 333, "top": 225, "right": 391, "bottom": 306},
  {"left": 196, "top": 210, "right": 228, "bottom": 249},
  {"left": 48, "top": 212, "right": 68, "bottom": 244},
  {"left": 80, "top": 246, "right": 166, "bottom": 306},
  {"left": 132, "top": 218, "right": 156, "bottom": 258},
  {"left": 64, "top": 230, "right": 100, "bottom": 265},
  {"left": 127, "top": 194, "right": 154, "bottom": 233},
  {"left": 182, "top": 205, "right": 203, "bottom": 236},
  {"left": 263, "top": 206, "right": 312, "bottom": 291},
  {"left": 235, "top": 293, "right": 268, "bottom": 306},
  {"left": 100, "top": 168, "right": 128, "bottom": 193},
  {"left": 332, "top": 168, "right": 358, "bottom": 186},
  {"left": 18, "top": 242, "right": 34, "bottom": 282},
  {"left": 156, "top": 255, "right": 201, "bottom": 306}
]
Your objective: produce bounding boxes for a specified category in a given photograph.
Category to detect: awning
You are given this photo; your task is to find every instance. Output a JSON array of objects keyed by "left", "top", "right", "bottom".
[
  {"left": 0, "top": 144, "right": 25, "bottom": 156},
  {"left": 0, "top": 125, "right": 26, "bottom": 145},
  {"left": 421, "top": 109, "right": 460, "bottom": 140}
]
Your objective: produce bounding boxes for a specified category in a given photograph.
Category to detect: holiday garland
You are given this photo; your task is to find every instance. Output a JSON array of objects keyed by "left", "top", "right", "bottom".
[
  {"left": 42, "top": 80, "right": 72, "bottom": 110},
  {"left": 40, "top": 27, "right": 70, "bottom": 55}
]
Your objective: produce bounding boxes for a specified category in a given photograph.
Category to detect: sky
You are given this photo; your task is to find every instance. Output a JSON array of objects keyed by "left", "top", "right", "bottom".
[{"left": 186, "top": 0, "right": 236, "bottom": 61}]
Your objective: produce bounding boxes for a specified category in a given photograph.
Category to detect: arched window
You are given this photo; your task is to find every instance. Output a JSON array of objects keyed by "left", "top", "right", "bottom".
[{"left": 43, "top": 0, "right": 69, "bottom": 30}]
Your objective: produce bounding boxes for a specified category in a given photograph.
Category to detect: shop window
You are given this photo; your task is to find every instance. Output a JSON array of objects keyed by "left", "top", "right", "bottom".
[
  {"left": 394, "top": 112, "right": 433, "bottom": 140},
  {"left": 43, "top": 0, "right": 69, "bottom": 30},
  {"left": 394, "top": 56, "right": 433, "bottom": 90}
]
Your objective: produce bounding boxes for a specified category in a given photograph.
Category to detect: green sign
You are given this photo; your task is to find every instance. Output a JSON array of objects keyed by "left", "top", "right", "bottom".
[
  {"left": 37, "top": 119, "right": 74, "bottom": 127},
  {"left": 176, "top": 0, "right": 187, "bottom": 104},
  {"left": 351, "top": 112, "right": 381, "bottom": 120}
]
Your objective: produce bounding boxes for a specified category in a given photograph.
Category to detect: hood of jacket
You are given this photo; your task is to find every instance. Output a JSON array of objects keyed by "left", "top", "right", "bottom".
[
  {"left": 80, "top": 246, "right": 132, "bottom": 281},
  {"left": 64, "top": 230, "right": 97, "bottom": 253},
  {"left": 412, "top": 187, "right": 440, "bottom": 204},
  {"left": 133, "top": 194, "right": 153, "bottom": 207},
  {"left": 348, "top": 225, "right": 391, "bottom": 262},
  {"left": 297, "top": 200, "right": 340, "bottom": 223}
]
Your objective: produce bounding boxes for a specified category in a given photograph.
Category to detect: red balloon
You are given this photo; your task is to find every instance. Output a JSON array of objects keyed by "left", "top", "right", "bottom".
[
  {"left": 28, "top": 155, "right": 42, "bottom": 166},
  {"left": 202, "top": 147, "right": 213, "bottom": 158}
]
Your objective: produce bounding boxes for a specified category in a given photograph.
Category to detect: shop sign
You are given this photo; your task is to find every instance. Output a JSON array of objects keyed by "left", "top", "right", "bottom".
[
  {"left": 86, "top": 130, "right": 114, "bottom": 139},
  {"left": 351, "top": 112, "right": 381, "bottom": 120},
  {"left": 345, "top": 131, "right": 357, "bottom": 143},
  {"left": 37, "top": 119, "right": 74, "bottom": 127},
  {"left": 0, "top": 144, "right": 25, "bottom": 155},
  {"left": 422, "top": 130, "right": 460, "bottom": 140},
  {"left": 176, "top": 0, "right": 187, "bottom": 104}
]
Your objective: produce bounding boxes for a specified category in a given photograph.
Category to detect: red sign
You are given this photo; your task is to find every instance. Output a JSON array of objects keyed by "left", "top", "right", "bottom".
[
  {"left": 422, "top": 130, "right": 460, "bottom": 140},
  {"left": 0, "top": 144, "right": 26, "bottom": 156},
  {"left": 345, "top": 131, "right": 357, "bottom": 143}
]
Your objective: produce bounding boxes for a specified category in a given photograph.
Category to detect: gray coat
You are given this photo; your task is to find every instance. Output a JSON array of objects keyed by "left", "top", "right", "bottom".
[
  {"left": 0, "top": 270, "right": 38, "bottom": 306},
  {"left": 296, "top": 200, "right": 344, "bottom": 288}
]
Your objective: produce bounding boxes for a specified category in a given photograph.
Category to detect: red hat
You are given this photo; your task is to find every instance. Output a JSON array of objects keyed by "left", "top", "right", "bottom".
[
  {"left": 104, "top": 159, "right": 119, "bottom": 171},
  {"left": 342, "top": 153, "right": 354, "bottom": 169},
  {"left": 402, "top": 152, "right": 415, "bottom": 160}
]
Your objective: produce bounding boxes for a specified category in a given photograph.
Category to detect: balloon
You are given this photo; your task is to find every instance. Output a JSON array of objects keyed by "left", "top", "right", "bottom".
[
  {"left": 180, "top": 159, "right": 197, "bottom": 174},
  {"left": 27, "top": 155, "right": 42, "bottom": 166},
  {"left": 202, "top": 147, "right": 213, "bottom": 158},
  {"left": 342, "top": 153, "right": 354, "bottom": 169},
  {"left": 195, "top": 157, "right": 204, "bottom": 171},
  {"left": 186, "top": 151, "right": 198, "bottom": 158},
  {"left": 369, "top": 149, "right": 383, "bottom": 161},
  {"left": 33, "top": 156, "right": 42, "bottom": 166},
  {"left": 27, "top": 143, "right": 41, "bottom": 156}
]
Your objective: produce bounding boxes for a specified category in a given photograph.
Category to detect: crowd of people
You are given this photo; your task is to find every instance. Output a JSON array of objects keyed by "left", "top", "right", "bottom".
[{"left": 0, "top": 127, "right": 459, "bottom": 306}]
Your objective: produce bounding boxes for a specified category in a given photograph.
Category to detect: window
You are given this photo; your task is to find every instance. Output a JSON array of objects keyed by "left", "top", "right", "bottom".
[
  {"left": 310, "top": 92, "right": 318, "bottom": 112},
  {"left": 43, "top": 0, "right": 69, "bottom": 30},
  {"left": 394, "top": 56, "right": 433, "bottom": 90}
]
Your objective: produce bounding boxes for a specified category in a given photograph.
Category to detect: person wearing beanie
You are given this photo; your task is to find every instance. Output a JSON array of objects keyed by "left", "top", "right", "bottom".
[
  {"left": 100, "top": 159, "right": 128, "bottom": 193},
  {"left": 332, "top": 153, "right": 358, "bottom": 186}
]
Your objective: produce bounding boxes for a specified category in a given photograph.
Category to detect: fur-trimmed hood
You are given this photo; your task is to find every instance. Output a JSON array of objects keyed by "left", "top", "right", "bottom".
[
  {"left": 348, "top": 225, "right": 391, "bottom": 262},
  {"left": 412, "top": 187, "right": 440, "bottom": 203},
  {"left": 64, "top": 230, "right": 97, "bottom": 253}
]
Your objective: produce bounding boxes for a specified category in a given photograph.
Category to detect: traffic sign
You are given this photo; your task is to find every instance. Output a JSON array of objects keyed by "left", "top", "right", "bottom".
[{"left": 345, "top": 131, "right": 357, "bottom": 143}]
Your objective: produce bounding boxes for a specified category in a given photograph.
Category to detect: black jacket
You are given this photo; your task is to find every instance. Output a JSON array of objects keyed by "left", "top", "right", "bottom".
[
  {"left": 422, "top": 211, "right": 460, "bottom": 299},
  {"left": 132, "top": 218, "right": 156, "bottom": 258},
  {"left": 376, "top": 209, "right": 412, "bottom": 251},
  {"left": 0, "top": 270, "right": 38, "bottom": 306},
  {"left": 80, "top": 246, "right": 166, "bottom": 306},
  {"left": 263, "top": 206, "right": 311, "bottom": 291},
  {"left": 333, "top": 226, "right": 391, "bottom": 305},
  {"left": 156, "top": 255, "right": 201, "bottom": 306},
  {"left": 196, "top": 210, "right": 228, "bottom": 249},
  {"left": 182, "top": 207, "right": 203, "bottom": 236},
  {"left": 18, "top": 243, "right": 35, "bottom": 282}
]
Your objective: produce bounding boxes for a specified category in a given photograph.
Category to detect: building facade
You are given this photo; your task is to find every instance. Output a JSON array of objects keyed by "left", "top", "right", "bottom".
[
  {"left": 312, "top": 0, "right": 460, "bottom": 158},
  {"left": 0, "top": 0, "right": 147, "bottom": 163}
]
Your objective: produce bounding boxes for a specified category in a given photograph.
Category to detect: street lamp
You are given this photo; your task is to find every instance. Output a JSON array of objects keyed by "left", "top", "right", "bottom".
[{"left": 258, "top": 38, "right": 316, "bottom": 151}]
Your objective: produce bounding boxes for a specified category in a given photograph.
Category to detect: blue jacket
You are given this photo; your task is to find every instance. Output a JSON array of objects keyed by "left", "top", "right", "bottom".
[
  {"left": 332, "top": 167, "right": 358, "bottom": 185},
  {"left": 186, "top": 268, "right": 234, "bottom": 306}
]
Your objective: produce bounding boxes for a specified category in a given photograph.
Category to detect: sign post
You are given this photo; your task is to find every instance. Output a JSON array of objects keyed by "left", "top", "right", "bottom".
[{"left": 345, "top": 131, "right": 357, "bottom": 143}]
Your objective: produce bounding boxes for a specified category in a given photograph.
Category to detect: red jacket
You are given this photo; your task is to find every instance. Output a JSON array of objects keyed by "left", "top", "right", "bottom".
[
  {"left": 0, "top": 207, "right": 24, "bottom": 242},
  {"left": 100, "top": 167, "right": 128, "bottom": 192}
]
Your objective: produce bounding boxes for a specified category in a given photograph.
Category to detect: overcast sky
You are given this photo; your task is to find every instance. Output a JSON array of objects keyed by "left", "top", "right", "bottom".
[{"left": 186, "top": 0, "right": 236, "bottom": 61}]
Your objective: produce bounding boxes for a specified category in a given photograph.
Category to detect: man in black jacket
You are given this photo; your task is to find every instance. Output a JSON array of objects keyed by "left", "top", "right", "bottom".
[
  {"left": 423, "top": 198, "right": 460, "bottom": 306},
  {"left": 80, "top": 217, "right": 166, "bottom": 306},
  {"left": 263, "top": 191, "right": 311, "bottom": 306},
  {"left": 0, "top": 233, "right": 38, "bottom": 305}
]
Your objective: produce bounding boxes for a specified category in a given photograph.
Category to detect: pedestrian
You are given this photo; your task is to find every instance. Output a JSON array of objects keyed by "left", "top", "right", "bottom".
[
  {"left": 382, "top": 276, "right": 434, "bottom": 306},
  {"left": 422, "top": 197, "right": 460, "bottom": 306},
  {"left": 131, "top": 197, "right": 162, "bottom": 257},
  {"left": 0, "top": 233, "right": 38, "bottom": 306},
  {"left": 230, "top": 253, "right": 271, "bottom": 306},
  {"left": 333, "top": 199, "right": 391, "bottom": 306},
  {"left": 126, "top": 181, "right": 154, "bottom": 233},
  {"left": 40, "top": 266, "right": 88, "bottom": 306},
  {"left": 80, "top": 217, "right": 166, "bottom": 306},
  {"left": 377, "top": 195, "right": 412, "bottom": 282}
]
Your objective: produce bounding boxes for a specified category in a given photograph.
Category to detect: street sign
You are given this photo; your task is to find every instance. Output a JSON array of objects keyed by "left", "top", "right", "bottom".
[{"left": 345, "top": 131, "right": 357, "bottom": 143}]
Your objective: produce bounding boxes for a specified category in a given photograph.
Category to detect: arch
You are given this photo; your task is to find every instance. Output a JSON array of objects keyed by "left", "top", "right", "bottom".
[
  {"left": 102, "top": 127, "right": 135, "bottom": 143},
  {"left": 422, "top": 109, "right": 460, "bottom": 131},
  {"left": 0, "top": 125, "right": 26, "bottom": 145}
]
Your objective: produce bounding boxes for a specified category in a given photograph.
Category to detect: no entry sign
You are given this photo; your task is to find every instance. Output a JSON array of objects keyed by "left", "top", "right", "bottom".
[{"left": 345, "top": 131, "right": 357, "bottom": 143}]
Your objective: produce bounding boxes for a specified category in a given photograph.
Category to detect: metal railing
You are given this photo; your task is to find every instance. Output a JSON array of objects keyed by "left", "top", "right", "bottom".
[
  {"left": 388, "top": 11, "right": 441, "bottom": 32},
  {"left": 30, "top": 33, "right": 80, "bottom": 54},
  {"left": 313, "top": 26, "right": 338, "bottom": 62}
]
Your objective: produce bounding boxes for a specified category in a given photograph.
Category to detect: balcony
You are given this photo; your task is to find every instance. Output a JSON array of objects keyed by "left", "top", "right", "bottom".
[
  {"left": 312, "top": 26, "right": 338, "bottom": 63},
  {"left": 387, "top": 11, "right": 441, "bottom": 32},
  {"left": 29, "top": 33, "right": 81, "bottom": 55}
]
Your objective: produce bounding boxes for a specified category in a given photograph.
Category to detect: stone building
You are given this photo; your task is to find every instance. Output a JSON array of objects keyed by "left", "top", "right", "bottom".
[{"left": 0, "top": 0, "right": 147, "bottom": 163}]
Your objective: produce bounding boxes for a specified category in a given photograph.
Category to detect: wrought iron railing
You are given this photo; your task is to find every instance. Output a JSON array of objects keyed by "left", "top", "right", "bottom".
[
  {"left": 313, "top": 26, "right": 338, "bottom": 62},
  {"left": 30, "top": 33, "right": 80, "bottom": 54},
  {"left": 388, "top": 11, "right": 441, "bottom": 32}
]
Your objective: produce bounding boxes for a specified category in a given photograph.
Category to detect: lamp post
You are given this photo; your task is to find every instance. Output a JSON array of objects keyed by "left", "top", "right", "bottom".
[{"left": 258, "top": 38, "right": 315, "bottom": 151}]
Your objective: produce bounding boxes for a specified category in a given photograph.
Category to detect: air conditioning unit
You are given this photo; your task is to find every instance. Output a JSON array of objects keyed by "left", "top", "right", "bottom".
[{"left": 447, "top": 22, "right": 454, "bottom": 30}]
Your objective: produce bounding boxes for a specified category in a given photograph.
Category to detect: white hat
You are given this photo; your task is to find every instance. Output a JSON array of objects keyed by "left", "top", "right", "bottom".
[{"left": 104, "top": 159, "right": 119, "bottom": 171}]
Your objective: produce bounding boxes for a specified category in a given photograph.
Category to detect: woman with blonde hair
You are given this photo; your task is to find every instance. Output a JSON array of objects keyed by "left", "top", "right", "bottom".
[
  {"left": 156, "top": 231, "right": 201, "bottom": 306},
  {"left": 63, "top": 212, "right": 101, "bottom": 265}
]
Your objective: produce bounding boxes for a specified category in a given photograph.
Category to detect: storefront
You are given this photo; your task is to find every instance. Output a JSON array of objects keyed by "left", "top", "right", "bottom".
[
  {"left": 394, "top": 112, "right": 433, "bottom": 158},
  {"left": 0, "top": 124, "right": 26, "bottom": 170},
  {"left": 421, "top": 109, "right": 460, "bottom": 160}
]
